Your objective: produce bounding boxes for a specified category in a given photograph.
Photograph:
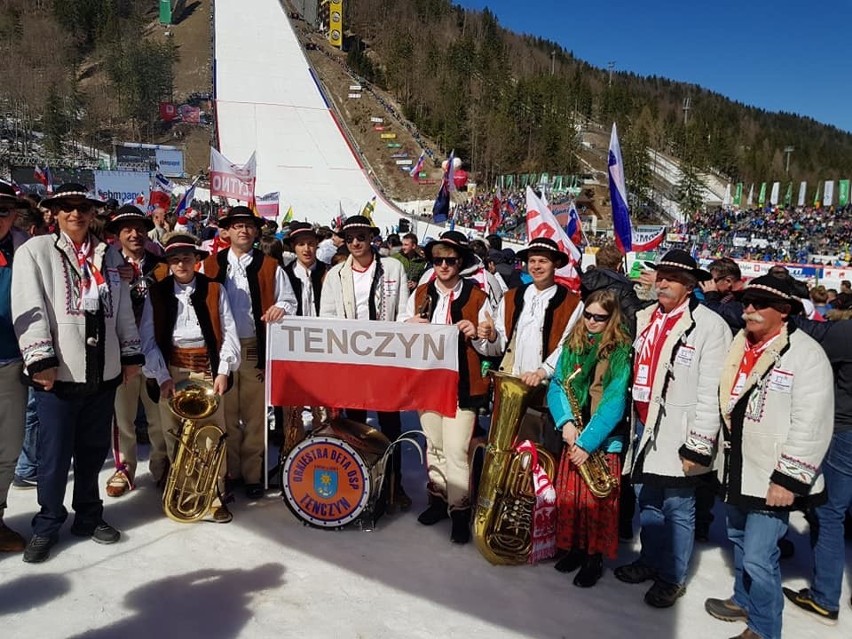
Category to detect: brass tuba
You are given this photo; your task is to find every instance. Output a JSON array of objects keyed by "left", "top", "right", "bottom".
[
  {"left": 473, "top": 372, "right": 556, "bottom": 565},
  {"left": 163, "top": 379, "right": 227, "bottom": 523},
  {"left": 563, "top": 367, "right": 619, "bottom": 499}
]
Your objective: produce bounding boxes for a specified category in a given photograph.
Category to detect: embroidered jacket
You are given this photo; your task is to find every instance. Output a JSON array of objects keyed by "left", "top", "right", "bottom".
[
  {"left": 320, "top": 253, "right": 408, "bottom": 321},
  {"left": 717, "top": 321, "right": 833, "bottom": 510},
  {"left": 624, "top": 298, "right": 732, "bottom": 486},
  {"left": 11, "top": 233, "right": 143, "bottom": 394}
]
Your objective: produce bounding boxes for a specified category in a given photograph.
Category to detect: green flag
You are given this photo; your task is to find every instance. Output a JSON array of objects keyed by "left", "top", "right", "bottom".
[
  {"left": 784, "top": 182, "right": 793, "bottom": 207},
  {"left": 839, "top": 180, "right": 850, "bottom": 206},
  {"left": 814, "top": 182, "right": 822, "bottom": 207},
  {"left": 734, "top": 183, "right": 743, "bottom": 206},
  {"left": 758, "top": 182, "right": 767, "bottom": 206}
]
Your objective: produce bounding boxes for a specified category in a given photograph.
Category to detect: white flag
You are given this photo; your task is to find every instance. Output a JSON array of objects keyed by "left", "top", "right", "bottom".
[
  {"left": 769, "top": 182, "right": 780, "bottom": 206},
  {"left": 797, "top": 182, "right": 807, "bottom": 207},
  {"left": 824, "top": 180, "right": 835, "bottom": 206},
  {"left": 209, "top": 147, "right": 256, "bottom": 202}
]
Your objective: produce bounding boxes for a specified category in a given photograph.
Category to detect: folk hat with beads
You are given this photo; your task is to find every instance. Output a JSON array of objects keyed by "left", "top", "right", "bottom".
[
  {"left": 334, "top": 215, "right": 380, "bottom": 238},
  {"left": 645, "top": 249, "right": 711, "bottom": 282},
  {"left": 40, "top": 183, "right": 105, "bottom": 209},
  {"left": 737, "top": 274, "right": 804, "bottom": 315},
  {"left": 106, "top": 204, "right": 154, "bottom": 233},
  {"left": 289, "top": 221, "right": 318, "bottom": 241},
  {"left": 162, "top": 232, "right": 208, "bottom": 258},
  {"left": 424, "top": 230, "right": 477, "bottom": 269},
  {"left": 217, "top": 205, "right": 264, "bottom": 230},
  {"left": 516, "top": 237, "right": 570, "bottom": 269},
  {"left": 0, "top": 182, "right": 26, "bottom": 213}
]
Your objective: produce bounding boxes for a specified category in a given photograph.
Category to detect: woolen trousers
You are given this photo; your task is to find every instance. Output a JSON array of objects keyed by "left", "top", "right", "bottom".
[
  {"left": 113, "top": 374, "right": 167, "bottom": 483},
  {"left": 0, "top": 361, "right": 26, "bottom": 516},
  {"left": 419, "top": 407, "right": 476, "bottom": 510},
  {"left": 223, "top": 338, "right": 266, "bottom": 484}
]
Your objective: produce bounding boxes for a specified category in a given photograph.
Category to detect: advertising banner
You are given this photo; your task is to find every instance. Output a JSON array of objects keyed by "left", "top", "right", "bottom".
[
  {"left": 824, "top": 180, "right": 835, "bottom": 207},
  {"left": 380, "top": 133, "right": 397, "bottom": 139},
  {"left": 839, "top": 180, "right": 850, "bottom": 206},
  {"left": 115, "top": 143, "right": 184, "bottom": 177},
  {"left": 93, "top": 170, "right": 151, "bottom": 204},
  {"left": 266, "top": 317, "right": 459, "bottom": 416}
]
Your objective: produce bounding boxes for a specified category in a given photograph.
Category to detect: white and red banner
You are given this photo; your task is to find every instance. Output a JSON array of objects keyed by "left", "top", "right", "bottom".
[
  {"left": 210, "top": 147, "right": 256, "bottom": 202},
  {"left": 632, "top": 227, "right": 666, "bottom": 251},
  {"left": 255, "top": 192, "right": 279, "bottom": 219},
  {"left": 525, "top": 187, "right": 581, "bottom": 290},
  {"left": 266, "top": 317, "right": 460, "bottom": 416}
]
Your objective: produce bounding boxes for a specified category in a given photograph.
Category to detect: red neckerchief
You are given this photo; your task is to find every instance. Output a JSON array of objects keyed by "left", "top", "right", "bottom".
[
  {"left": 731, "top": 330, "right": 781, "bottom": 399},
  {"left": 65, "top": 233, "right": 105, "bottom": 311}
]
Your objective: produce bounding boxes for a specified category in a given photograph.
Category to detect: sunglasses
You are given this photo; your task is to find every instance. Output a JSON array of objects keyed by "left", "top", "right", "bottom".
[
  {"left": 57, "top": 202, "right": 95, "bottom": 214},
  {"left": 432, "top": 257, "right": 459, "bottom": 267},
  {"left": 741, "top": 297, "right": 774, "bottom": 311},
  {"left": 344, "top": 233, "right": 369, "bottom": 244},
  {"left": 583, "top": 311, "right": 610, "bottom": 322}
]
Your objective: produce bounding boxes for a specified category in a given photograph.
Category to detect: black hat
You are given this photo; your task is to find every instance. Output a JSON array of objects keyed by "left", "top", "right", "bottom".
[
  {"left": 162, "top": 232, "right": 208, "bottom": 258},
  {"left": 289, "top": 221, "right": 318, "bottom": 241},
  {"left": 0, "top": 182, "right": 26, "bottom": 212},
  {"left": 738, "top": 275, "right": 804, "bottom": 314},
  {"left": 516, "top": 238, "right": 569, "bottom": 269},
  {"left": 41, "top": 183, "right": 105, "bottom": 208},
  {"left": 106, "top": 204, "right": 155, "bottom": 233},
  {"left": 217, "top": 205, "right": 264, "bottom": 229},
  {"left": 424, "top": 230, "right": 477, "bottom": 269},
  {"left": 105, "top": 198, "right": 119, "bottom": 210},
  {"left": 335, "top": 215, "right": 379, "bottom": 238},
  {"left": 645, "top": 249, "right": 711, "bottom": 282}
]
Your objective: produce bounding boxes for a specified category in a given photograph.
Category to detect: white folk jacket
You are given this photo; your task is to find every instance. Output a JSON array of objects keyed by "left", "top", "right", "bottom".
[{"left": 320, "top": 254, "right": 409, "bottom": 321}]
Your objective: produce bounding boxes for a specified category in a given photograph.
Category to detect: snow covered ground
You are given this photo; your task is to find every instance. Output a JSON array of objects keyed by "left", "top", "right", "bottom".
[{"left": 1, "top": 411, "right": 848, "bottom": 639}]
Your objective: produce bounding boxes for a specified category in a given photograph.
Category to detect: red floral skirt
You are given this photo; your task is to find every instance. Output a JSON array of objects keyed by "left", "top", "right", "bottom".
[{"left": 555, "top": 450, "right": 621, "bottom": 559}]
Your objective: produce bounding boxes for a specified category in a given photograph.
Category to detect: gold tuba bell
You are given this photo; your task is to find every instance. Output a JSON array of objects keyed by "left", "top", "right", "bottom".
[
  {"left": 473, "top": 372, "right": 556, "bottom": 565},
  {"left": 163, "top": 379, "right": 227, "bottom": 523},
  {"left": 563, "top": 367, "right": 619, "bottom": 499}
]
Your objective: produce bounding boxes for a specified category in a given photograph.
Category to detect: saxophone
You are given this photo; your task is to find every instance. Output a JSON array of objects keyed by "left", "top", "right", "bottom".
[
  {"left": 472, "top": 372, "right": 556, "bottom": 565},
  {"left": 563, "top": 367, "right": 619, "bottom": 499}
]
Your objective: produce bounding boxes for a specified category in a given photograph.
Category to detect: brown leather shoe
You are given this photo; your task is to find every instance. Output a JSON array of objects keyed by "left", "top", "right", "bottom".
[
  {"left": 0, "top": 521, "right": 26, "bottom": 552},
  {"left": 210, "top": 505, "right": 233, "bottom": 524},
  {"left": 106, "top": 470, "right": 131, "bottom": 498}
]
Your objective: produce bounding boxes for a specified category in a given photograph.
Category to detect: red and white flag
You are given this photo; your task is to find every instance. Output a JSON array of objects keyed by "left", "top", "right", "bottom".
[
  {"left": 525, "top": 187, "right": 581, "bottom": 290},
  {"left": 255, "top": 192, "right": 279, "bottom": 219},
  {"left": 266, "top": 317, "right": 459, "bottom": 417},
  {"left": 210, "top": 147, "right": 256, "bottom": 202}
]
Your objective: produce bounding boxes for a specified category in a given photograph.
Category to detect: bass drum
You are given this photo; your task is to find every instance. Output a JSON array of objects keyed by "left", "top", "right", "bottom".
[{"left": 281, "top": 418, "right": 390, "bottom": 529}]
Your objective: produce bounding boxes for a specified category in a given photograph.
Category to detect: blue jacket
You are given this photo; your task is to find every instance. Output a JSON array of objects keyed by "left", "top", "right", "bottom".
[
  {"left": 0, "top": 228, "right": 29, "bottom": 361},
  {"left": 547, "top": 347, "right": 630, "bottom": 455}
]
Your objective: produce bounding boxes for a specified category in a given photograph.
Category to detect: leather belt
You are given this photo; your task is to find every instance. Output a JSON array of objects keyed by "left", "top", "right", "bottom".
[{"left": 170, "top": 347, "right": 210, "bottom": 373}]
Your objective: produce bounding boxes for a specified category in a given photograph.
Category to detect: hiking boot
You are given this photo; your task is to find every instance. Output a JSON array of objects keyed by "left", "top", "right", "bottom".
[
  {"left": 245, "top": 483, "right": 265, "bottom": 500},
  {"left": 705, "top": 597, "right": 749, "bottom": 622},
  {"left": 23, "top": 534, "right": 58, "bottom": 563},
  {"left": 644, "top": 579, "right": 686, "bottom": 608},
  {"left": 614, "top": 559, "right": 657, "bottom": 584},
  {"left": 783, "top": 587, "right": 838, "bottom": 626},
  {"left": 71, "top": 521, "right": 121, "bottom": 545},
  {"left": 106, "top": 470, "right": 131, "bottom": 498},
  {"left": 12, "top": 474, "right": 37, "bottom": 490},
  {"left": 450, "top": 508, "right": 471, "bottom": 544},
  {"left": 554, "top": 548, "right": 585, "bottom": 574},
  {"left": 573, "top": 553, "right": 603, "bottom": 588},
  {"left": 0, "top": 521, "right": 26, "bottom": 552},
  {"left": 417, "top": 497, "right": 449, "bottom": 526}
]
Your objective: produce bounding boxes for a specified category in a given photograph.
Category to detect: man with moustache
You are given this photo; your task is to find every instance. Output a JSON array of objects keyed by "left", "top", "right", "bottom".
[
  {"left": 616, "top": 250, "right": 732, "bottom": 608},
  {"left": 104, "top": 206, "right": 169, "bottom": 497},
  {"left": 705, "top": 275, "right": 833, "bottom": 639}
]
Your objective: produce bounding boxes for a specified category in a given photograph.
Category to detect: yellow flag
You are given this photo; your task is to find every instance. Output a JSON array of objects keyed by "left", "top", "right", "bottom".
[
  {"left": 283, "top": 206, "right": 293, "bottom": 223},
  {"left": 361, "top": 196, "right": 376, "bottom": 223}
]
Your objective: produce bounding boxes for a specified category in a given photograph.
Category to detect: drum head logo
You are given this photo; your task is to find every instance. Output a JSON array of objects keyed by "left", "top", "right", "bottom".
[
  {"left": 283, "top": 437, "right": 371, "bottom": 528},
  {"left": 314, "top": 468, "right": 337, "bottom": 498}
]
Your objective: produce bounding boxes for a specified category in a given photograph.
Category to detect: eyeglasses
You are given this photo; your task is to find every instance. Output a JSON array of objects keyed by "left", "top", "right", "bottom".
[
  {"left": 344, "top": 233, "right": 369, "bottom": 244},
  {"left": 432, "top": 257, "right": 459, "bottom": 267},
  {"left": 583, "top": 311, "right": 610, "bottom": 322}
]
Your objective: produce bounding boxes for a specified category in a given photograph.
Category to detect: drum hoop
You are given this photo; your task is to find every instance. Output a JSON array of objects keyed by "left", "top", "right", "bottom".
[{"left": 282, "top": 435, "right": 372, "bottom": 528}]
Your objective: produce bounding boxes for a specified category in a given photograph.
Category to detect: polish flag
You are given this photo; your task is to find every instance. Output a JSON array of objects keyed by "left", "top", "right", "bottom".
[
  {"left": 525, "top": 187, "right": 581, "bottom": 291},
  {"left": 266, "top": 317, "right": 459, "bottom": 417}
]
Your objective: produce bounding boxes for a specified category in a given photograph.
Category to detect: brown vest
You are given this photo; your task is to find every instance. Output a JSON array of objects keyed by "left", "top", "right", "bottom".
[
  {"left": 203, "top": 248, "right": 277, "bottom": 368},
  {"left": 500, "top": 283, "right": 580, "bottom": 371},
  {"left": 414, "top": 280, "right": 489, "bottom": 407}
]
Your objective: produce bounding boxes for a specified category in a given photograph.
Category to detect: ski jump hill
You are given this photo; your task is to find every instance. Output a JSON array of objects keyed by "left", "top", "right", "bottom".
[{"left": 213, "top": 0, "right": 407, "bottom": 231}]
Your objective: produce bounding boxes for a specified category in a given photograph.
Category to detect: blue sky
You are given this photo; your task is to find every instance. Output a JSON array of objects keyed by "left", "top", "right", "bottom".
[{"left": 457, "top": 0, "right": 852, "bottom": 133}]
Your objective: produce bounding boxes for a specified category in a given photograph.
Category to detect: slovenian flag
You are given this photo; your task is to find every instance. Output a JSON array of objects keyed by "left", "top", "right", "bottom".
[
  {"left": 410, "top": 152, "right": 425, "bottom": 180},
  {"left": 154, "top": 172, "right": 174, "bottom": 193},
  {"left": 608, "top": 123, "right": 633, "bottom": 254}
]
